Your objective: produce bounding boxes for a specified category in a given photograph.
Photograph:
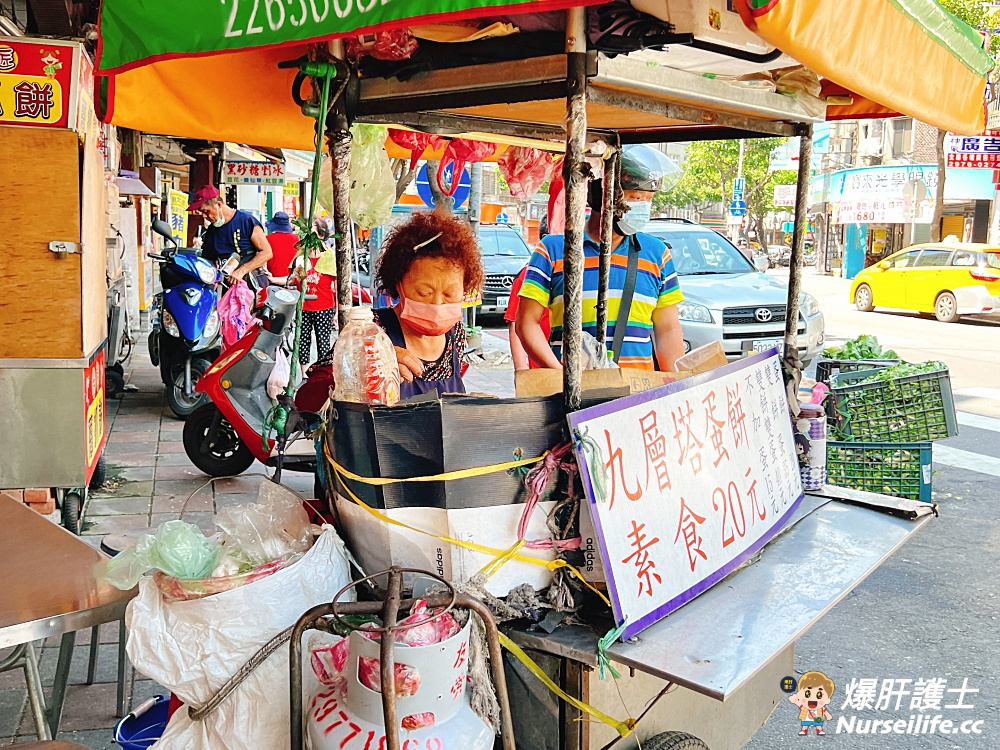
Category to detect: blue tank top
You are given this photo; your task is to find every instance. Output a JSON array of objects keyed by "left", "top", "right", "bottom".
[{"left": 374, "top": 308, "right": 465, "bottom": 400}]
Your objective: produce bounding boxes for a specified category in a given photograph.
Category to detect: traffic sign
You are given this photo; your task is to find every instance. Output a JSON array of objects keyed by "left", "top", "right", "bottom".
[
  {"left": 729, "top": 199, "right": 747, "bottom": 217},
  {"left": 496, "top": 211, "right": 509, "bottom": 224},
  {"left": 733, "top": 177, "right": 746, "bottom": 199},
  {"left": 416, "top": 163, "right": 470, "bottom": 208}
]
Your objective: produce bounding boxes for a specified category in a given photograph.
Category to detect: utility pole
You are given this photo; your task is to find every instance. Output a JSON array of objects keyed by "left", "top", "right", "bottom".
[{"left": 729, "top": 139, "right": 746, "bottom": 244}]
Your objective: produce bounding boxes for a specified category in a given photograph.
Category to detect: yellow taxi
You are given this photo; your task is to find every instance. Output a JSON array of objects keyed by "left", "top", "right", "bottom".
[{"left": 850, "top": 242, "right": 1000, "bottom": 322}]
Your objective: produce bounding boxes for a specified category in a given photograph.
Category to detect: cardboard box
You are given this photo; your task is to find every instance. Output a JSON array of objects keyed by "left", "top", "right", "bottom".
[{"left": 514, "top": 367, "right": 691, "bottom": 399}]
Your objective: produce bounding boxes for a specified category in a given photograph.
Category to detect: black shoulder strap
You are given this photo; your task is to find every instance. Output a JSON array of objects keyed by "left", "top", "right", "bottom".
[{"left": 611, "top": 236, "right": 641, "bottom": 363}]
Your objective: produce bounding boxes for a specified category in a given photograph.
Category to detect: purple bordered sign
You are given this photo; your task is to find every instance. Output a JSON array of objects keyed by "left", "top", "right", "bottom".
[{"left": 569, "top": 349, "right": 804, "bottom": 641}]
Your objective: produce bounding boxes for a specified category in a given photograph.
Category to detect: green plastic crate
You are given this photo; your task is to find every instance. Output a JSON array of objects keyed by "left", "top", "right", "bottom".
[
  {"left": 826, "top": 441, "right": 932, "bottom": 502},
  {"left": 815, "top": 358, "right": 899, "bottom": 385},
  {"left": 828, "top": 366, "right": 958, "bottom": 442}
]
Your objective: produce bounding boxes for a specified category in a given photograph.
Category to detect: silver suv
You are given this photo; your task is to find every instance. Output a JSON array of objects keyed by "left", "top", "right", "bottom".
[{"left": 643, "top": 219, "right": 825, "bottom": 366}]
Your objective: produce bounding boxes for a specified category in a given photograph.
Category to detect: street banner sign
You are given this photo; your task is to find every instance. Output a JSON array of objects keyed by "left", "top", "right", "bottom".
[
  {"left": 773, "top": 184, "right": 796, "bottom": 207},
  {"left": 945, "top": 131, "right": 1000, "bottom": 168},
  {"left": 167, "top": 190, "right": 189, "bottom": 245},
  {"left": 222, "top": 160, "right": 286, "bottom": 185},
  {"left": 569, "top": 350, "right": 803, "bottom": 640}
]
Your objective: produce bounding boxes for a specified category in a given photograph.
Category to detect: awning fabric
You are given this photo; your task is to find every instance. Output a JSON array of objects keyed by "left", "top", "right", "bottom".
[
  {"left": 95, "top": 0, "right": 597, "bottom": 73},
  {"left": 735, "top": 0, "right": 994, "bottom": 135}
]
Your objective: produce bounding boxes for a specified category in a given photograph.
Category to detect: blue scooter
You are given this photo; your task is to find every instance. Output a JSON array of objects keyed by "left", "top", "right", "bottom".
[{"left": 149, "top": 220, "right": 223, "bottom": 418}]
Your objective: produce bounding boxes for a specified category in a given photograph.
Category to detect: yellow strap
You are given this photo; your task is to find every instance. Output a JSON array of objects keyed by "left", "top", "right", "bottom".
[
  {"left": 325, "top": 446, "right": 610, "bottom": 607},
  {"left": 327, "top": 451, "right": 547, "bottom": 486},
  {"left": 498, "top": 632, "right": 636, "bottom": 738}
]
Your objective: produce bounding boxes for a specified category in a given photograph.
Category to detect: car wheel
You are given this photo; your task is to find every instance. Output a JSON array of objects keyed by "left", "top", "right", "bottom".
[
  {"left": 854, "top": 284, "right": 875, "bottom": 312},
  {"left": 934, "top": 291, "right": 960, "bottom": 323}
]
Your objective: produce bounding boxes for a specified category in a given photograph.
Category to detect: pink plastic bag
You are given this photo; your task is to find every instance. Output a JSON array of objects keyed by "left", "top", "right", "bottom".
[
  {"left": 346, "top": 29, "right": 419, "bottom": 61},
  {"left": 358, "top": 657, "right": 421, "bottom": 697},
  {"left": 547, "top": 157, "right": 566, "bottom": 235},
  {"left": 218, "top": 280, "right": 254, "bottom": 348},
  {"left": 394, "top": 600, "right": 461, "bottom": 646},
  {"left": 388, "top": 129, "right": 443, "bottom": 170},
  {"left": 498, "top": 147, "right": 555, "bottom": 202},
  {"left": 437, "top": 139, "right": 496, "bottom": 196}
]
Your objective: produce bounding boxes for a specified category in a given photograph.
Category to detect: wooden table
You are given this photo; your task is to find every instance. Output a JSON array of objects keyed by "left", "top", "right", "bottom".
[{"left": 0, "top": 496, "right": 136, "bottom": 739}]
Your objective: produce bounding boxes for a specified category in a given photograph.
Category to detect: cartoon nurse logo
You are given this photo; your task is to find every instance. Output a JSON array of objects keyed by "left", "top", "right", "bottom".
[{"left": 784, "top": 671, "right": 835, "bottom": 737}]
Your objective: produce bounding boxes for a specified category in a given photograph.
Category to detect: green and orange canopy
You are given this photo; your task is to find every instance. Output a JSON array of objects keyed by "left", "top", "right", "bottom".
[{"left": 95, "top": 0, "right": 994, "bottom": 144}]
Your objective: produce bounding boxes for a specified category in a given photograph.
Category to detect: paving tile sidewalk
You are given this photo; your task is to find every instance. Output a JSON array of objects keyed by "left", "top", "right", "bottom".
[{"left": 0, "top": 345, "right": 515, "bottom": 746}]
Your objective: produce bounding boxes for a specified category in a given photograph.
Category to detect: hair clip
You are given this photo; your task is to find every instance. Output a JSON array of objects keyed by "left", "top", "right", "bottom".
[{"left": 413, "top": 232, "right": 443, "bottom": 251}]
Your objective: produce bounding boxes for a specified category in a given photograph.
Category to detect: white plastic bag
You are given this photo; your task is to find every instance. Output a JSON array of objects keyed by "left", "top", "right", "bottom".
[
  {"left": 266, "top": 349, "right": 291, "bottom": 400},
  {"left": 349, "top": 124, "right": 395, "bottom": 229},
  {"left": 125, "top": 527, "right": 352, "bottom": 750}
]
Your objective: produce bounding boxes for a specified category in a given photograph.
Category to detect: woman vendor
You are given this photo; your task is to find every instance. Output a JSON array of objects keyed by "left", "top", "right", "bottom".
[{"left": 295, "top": 211, "right": 483, "bottom": 410}]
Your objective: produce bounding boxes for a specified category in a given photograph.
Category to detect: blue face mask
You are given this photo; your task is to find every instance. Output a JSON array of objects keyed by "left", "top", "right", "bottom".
[{"left": 616, "top": 200, "right": 651, "bottom": 236}]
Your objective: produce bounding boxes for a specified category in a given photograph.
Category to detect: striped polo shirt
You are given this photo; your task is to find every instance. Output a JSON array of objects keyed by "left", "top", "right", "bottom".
[{"left": 518, "top": 231, "right": 684, "bottom": 369}]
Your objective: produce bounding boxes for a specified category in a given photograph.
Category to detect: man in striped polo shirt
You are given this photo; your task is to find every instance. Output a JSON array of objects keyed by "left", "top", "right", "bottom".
[{"left": 515, "top": 144, "right": 685, "bottom": 371}]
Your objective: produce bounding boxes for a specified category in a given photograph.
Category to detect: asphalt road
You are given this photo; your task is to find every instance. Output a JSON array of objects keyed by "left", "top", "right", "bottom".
[{"left": 743, "top": 270, "right": 1000, "bottom": 750}]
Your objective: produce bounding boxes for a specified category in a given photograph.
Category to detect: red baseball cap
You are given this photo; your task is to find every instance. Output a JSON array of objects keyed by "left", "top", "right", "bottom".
[{"left": 187, "top": 185, "right": 221, "bottom": 213}]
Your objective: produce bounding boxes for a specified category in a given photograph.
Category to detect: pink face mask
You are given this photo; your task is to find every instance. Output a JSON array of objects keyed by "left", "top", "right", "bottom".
[{"left": 398, "top": 296, "right": 464, "bottom": 337}]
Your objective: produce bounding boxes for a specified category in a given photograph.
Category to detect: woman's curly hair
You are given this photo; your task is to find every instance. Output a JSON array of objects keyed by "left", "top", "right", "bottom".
[{"left": 375, "top": 211, "right": 484, "bottom": 298}]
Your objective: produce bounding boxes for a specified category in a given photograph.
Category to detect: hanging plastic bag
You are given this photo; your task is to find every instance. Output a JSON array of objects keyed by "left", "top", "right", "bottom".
[
  {"left": 498, "top": 146, "right": 555, "bottom": 201},
  {"left": 317, "top": 155, "right": 334, "bottom": 216},
  {"left": 388, "top": 128, "right": 443, "bottom": 170},
  {"left": 97, "top": 520, "right": 221, "bottom": 590},
  {"left": 266, "top": 349, "right": 291, "bottom": 400},
  {"left": 126, "top": 527, "right": 353, "bottom": 750},
  {"left": 218, "top": 280, "right": 255, "bottom": 348},
  {"left": 313, "top": 248, "right": 338, "bottom": 277},
  {"left": 547, "top": 157, "right": 566, "bottom": 235},
  {"left": 437, "top": 138, "right": 496, "bottom": 196},
  {"left": 345, "top": 29, "right": 419, "bottom": 61},
  {"left": 349, "top": 123, "right": 395, "bottom": 229}
]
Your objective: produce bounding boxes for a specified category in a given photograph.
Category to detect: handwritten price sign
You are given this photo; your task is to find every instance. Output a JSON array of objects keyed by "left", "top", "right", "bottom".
[{"left": 569, "top": 350, "right": 803, "bottom": 640}]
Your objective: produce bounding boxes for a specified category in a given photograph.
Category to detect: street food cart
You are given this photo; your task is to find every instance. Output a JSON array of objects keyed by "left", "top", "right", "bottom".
[
  {"left": 92, "top": 1, "right": 988, "bottom": 747},
  {"left": 0, "top": 36, "right": 113, "bottom": 533}
]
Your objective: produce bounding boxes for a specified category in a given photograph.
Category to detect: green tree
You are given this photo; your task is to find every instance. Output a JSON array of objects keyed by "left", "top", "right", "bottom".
[
  {"left": 657, "top": 138, "right": 796, "bottom": 241},
  {"left": 933, "top": 0, "right": 1000, "bottom": 240}
]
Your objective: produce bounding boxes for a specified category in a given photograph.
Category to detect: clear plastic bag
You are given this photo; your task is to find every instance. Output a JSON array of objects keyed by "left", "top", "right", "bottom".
[
  {"left": 497, "top": 146, "right": 554, "bottom": 201},
  {"left": 332, "top": 306, "right": 400, "bottom": 406},
  {"left": 349, "top": 124, "right": 395, "bottom": 230},
  {"left": 266, "top": 349, "right": 290, "bottom": 400},
  {"left": 213, "top": 481, "right": 313, "bottom": 569},
  {"left": 582, "top": 331, "right": 616, "bottom": 370},
  {"left": 98, "top": 520, "right": 220, "bottom": 590}
]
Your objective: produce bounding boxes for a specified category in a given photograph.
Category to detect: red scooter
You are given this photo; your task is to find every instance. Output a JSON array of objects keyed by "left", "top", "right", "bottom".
[{"left": 182, "top": 285, "right": 316, "bottom": 478}]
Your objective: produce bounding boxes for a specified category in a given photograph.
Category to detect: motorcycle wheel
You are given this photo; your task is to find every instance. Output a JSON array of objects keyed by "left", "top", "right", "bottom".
[
  {"left": 165, "top": 358, "right": 212, "bottom": 419},
  {"left": 183, "top": 404, "right": 255, "bottom": 477}
]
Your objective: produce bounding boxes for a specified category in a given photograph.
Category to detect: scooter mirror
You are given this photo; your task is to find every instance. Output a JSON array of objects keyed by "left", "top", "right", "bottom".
[{"left": 151, "top": 219, "right": 177, "bottom": 245}]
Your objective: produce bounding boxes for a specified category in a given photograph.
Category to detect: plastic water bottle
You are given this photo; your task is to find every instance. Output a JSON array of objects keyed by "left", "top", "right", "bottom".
[{"left": 332, "top": 307, "right": 400, "bottom": 406}]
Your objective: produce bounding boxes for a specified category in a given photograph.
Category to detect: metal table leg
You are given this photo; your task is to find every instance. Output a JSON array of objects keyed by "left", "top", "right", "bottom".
[
  {"left": 117, "top": 618, "right": 135, "bottom": 717},
  {"left": 86, "top": 625, "right": 100, "bottom": 685},
  {"left": 45, "top": 630, "right": 76, "bottom": 737},
  {"left": 0, "top": 642, "right": 53, "bottom": 742}
]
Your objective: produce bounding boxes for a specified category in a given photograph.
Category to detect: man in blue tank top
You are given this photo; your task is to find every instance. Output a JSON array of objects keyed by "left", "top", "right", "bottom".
[{"left": 187, "top": 185, "right": 273, "bottom": 285}]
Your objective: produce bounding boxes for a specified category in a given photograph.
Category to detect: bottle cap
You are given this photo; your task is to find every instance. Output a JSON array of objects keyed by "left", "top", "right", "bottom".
[{"left": 348, "top": 306, "right": 373, "bottom": 321}]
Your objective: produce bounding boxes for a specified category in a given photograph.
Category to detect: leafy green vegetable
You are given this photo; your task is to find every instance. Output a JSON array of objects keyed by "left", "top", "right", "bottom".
[
  {"left": 821, "top": 334, "right": 899, "bottom": 361},
  {"left": 855, "top": 361, "right": 946, "bottom": 385}
]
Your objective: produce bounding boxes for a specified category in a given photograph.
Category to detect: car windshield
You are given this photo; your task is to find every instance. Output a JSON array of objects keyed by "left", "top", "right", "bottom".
[
  {"left": 481, "top": 230, "right": 531, "bottom": 257},
  {"left": 644, "top": 227, "right": 756, "bottom": 275}
]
